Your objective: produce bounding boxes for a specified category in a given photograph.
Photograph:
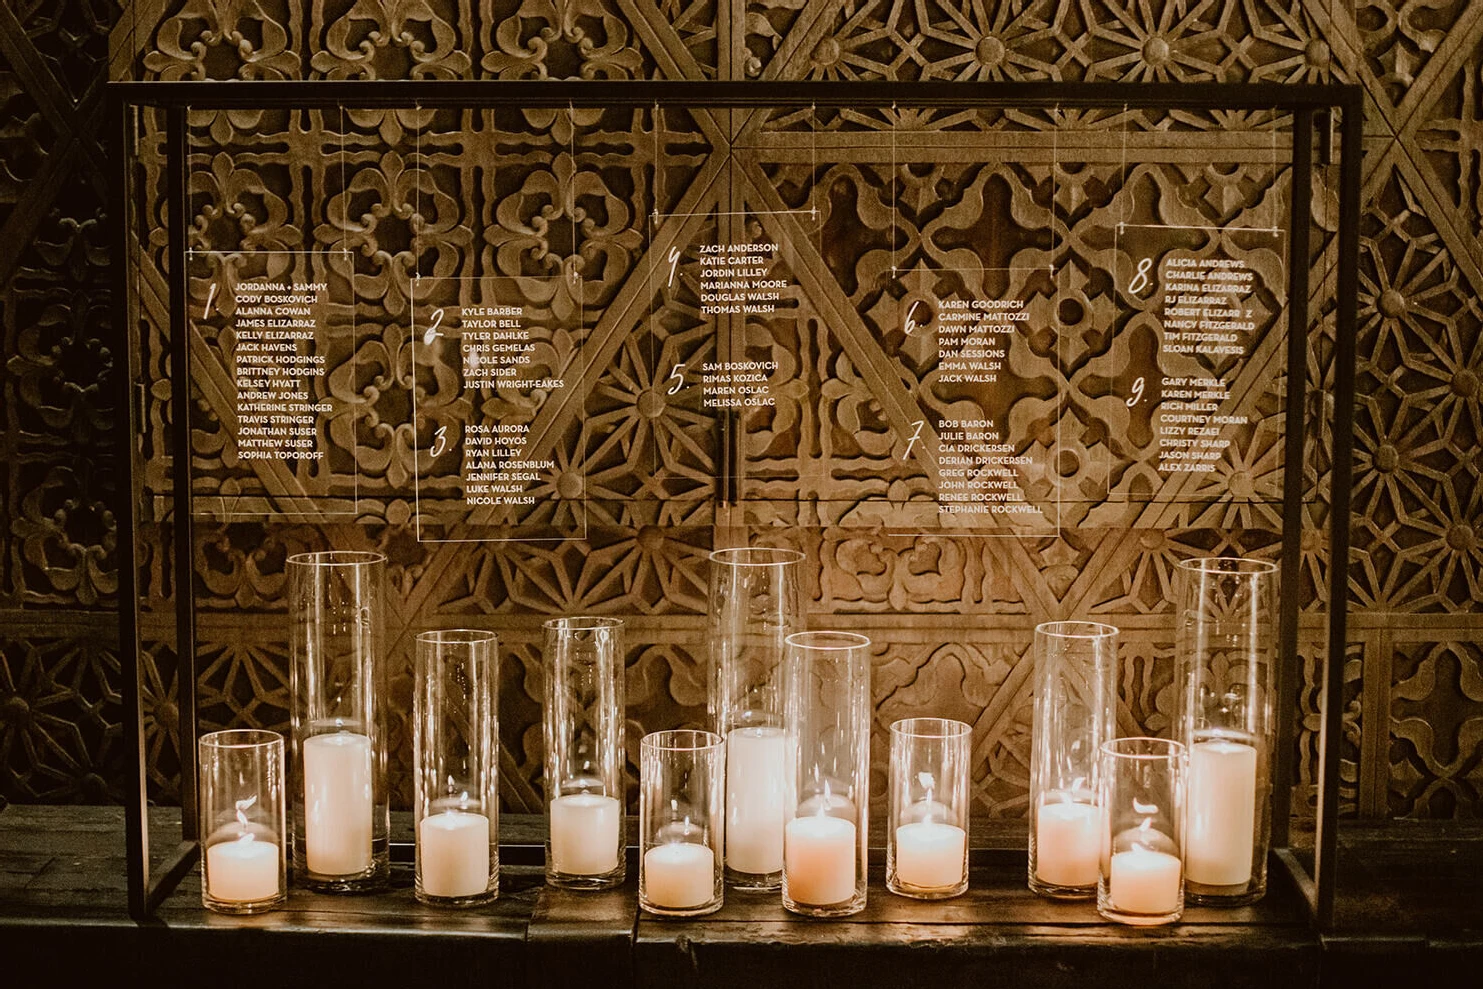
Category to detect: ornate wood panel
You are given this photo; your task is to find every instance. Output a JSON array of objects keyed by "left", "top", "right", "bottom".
[{"left": 0, "top": 2, "right": 1476, "bottom": 828}]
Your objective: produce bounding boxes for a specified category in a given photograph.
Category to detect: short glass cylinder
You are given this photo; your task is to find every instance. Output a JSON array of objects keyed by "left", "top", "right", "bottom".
[
  {"left": 543, "top": 616, "right": 626, "bottom": 889},
  {"left": 707, "top": 546, "right": 804, "bottom": 891},
  {"left": 287, "top": 550, "right": 390, "bottom": 892},
  {"left": 1175, "top": 556, "right": 1277, "bottom": 906},
  {"left": 414, "top": 629, "right": 499, "bottom": 907},
  {"left": 639, "top": 730, "right": 725, "bottom": 917},
  {"left": 199, "top": 729, "right": 287, "bottom": 914},
  {"left": 1028, "top": 621, "right": 1118, "bottom": 899},
  {"left": 781, "top": 631, "right": 871, "bottom": 918},
  {"left": 1097, "top": 737, "right": 1187, "bottom": 926},
  {"left": 887, "top": 718, "right": 970, "bottom": 900}
]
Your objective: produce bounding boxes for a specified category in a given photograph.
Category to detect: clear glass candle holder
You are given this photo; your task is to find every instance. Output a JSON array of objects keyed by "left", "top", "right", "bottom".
[
  {"left": 887, "top": 718, "right": 970, "bottom": 900},
  {"left": 1028, "top": 620, "right": 1118, "bottom": 899},
  {"left": 415, "top": 629, "right": 499, "bottom": 907},
  {"left": 287, "top": 550, "right": 390, "bottom": 892},
  {"left": 781, "top": 631, "right": 871, "bottom": 918},
  {"left": 199, "top": 729, "right": 287, "bottom": 914},
  {"left": 639, "top": 729, "right": 725, "bottom": 917},
  {"left": 1097, "top": 737, "right": 1187, "bottom": 926},
  {"left": 543, "top": 616, "right": 626, "bottom": 890},
  {"left": 707, "top": 546, "right": 804, "bottom": 891},
  {"left": 1175, "top": 557, "right": 1277, "bottom": 906}
]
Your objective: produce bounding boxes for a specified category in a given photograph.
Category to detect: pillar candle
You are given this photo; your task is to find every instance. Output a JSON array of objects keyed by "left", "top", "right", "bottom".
[
  {"left": 419, "top": 810, "right": 491, "bottom": 898},
  {"left": 643, "top": 842, "right": 715, "bottom": 909},
  {"left": 894, "top": 821, "right": 966, "bottom": 890},
  {"left": 206, "top": 836, "right": 280, "bottom": 903},
  {"left": 302, "top": 732, "right": 373, "bottom": 876},
  {"left": 784, "top": 814, "right": 856, "bottom": 906},
  {"left": 550, "top": 793, "right": 621, "bottom": 875},
  {"left": 724, "top": 727, "right": 787, "bottom": 875},
  {"left": 1186, "top": 739, "right": 1258, "bottom": 886},
  {"left": 1034, "top": 799, "right": 1102, "bottom": 888},
  {"left": 1108, "top": 844, "right": 1182, "bottom": 915}
]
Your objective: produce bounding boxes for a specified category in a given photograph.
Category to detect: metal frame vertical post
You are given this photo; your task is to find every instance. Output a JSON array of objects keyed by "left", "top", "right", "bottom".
[
  {"left": 111, "top": 88, "right": 150, "bottom": 925},
  {"left": 166, "top": 106, "right": 202, "bottom": 844},
  {"left": 1313, "top": 94, "right": 1364, "bottom": 931},
  {"left": 1272, "top": 107, "right": 1314, "bottom": 852}
]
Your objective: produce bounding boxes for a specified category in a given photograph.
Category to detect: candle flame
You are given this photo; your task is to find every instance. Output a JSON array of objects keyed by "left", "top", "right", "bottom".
[{"left": 235, "top": 794, "right": 257, "bottom": 842}]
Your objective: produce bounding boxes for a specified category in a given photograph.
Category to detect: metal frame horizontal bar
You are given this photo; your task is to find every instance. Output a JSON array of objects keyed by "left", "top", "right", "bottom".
[{"left": 109, "top": 79, "right": 1362, "bottom": 114}]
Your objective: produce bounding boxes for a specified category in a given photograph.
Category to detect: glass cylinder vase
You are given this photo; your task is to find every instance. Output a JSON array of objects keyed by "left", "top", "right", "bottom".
[
  {"left": 1028, "top": 621, "right": 1118, "bottom": 899},
  {"left": 199, "top": 729, "right": 287, "bottom": 914},
  {"left": 1175, "top": 556, "right": 1277, "bottom": 905},
  {"left": 414, "top": 629, "right": 499, "bottom": 907},
  {"left": 781, "top": 631, "right": 870, "bottom": 918},
  {"left": 707, "top": 546, "right": 805, "bottom": 891},
  {"left": 887, "top": 718, "right": 970, "bottom": 900},
  {"left": 287, "top": 550, "right": 389, "bottom": 891},
  {"left": 639, "top": 729, "right": 725, "bottom": 916},
  {"left": 1097, "top": 737, "right": 1187, "bottom": 926},
  {"left": 543, "top": 616, "right": 626, "bottom": 889}
]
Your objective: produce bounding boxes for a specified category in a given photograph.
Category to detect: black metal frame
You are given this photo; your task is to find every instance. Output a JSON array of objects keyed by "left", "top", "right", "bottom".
[{"left": 107, "top": 79, "right": 1364, "bottom": 927}]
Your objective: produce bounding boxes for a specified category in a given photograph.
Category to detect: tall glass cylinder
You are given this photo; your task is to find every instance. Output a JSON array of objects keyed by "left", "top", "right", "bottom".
[
  {"left": 543, "top": 616, "right": 626, "bottom": 889},
  {"left": 639, "top": 730, "right": 725, "bottom": 916},
  {"left": 287, "top": 550, "right": 389, "bottom": 891},
  {"left": 707, "top": 547, "right": 804, "bottom": 890},
  {"left": 781, "top": 631, "right": 870, "bottom": 918},
  {"left": 414, "top": 629, "right": 499, "bottom": 907},
  {"left": 1097, "top": 737, "right": 1187, "bottom": 926},
  {"left": 1175, "top": 556, "right": 1277, "bottom": 905},
  {"left": 1028, "top": 621, "right": 1118, "bottom": 899},
  {"left": 887, "top": 718, "right": 970, "bottom": 900},
  {"left": 199, "top": 729, "right": 287, "bottom": 914}
]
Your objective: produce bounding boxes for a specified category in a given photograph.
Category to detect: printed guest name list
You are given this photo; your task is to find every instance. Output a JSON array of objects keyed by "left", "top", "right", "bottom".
[
  {"left": 232, "top": 281, "right": 331, "bottom": 460},
  {"left": 459, "top": 303, "right": 563, "bottom": 508}
]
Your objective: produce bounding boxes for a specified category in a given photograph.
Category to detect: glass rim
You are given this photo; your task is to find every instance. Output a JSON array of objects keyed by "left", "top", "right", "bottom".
[
  {"left": 198, "top": 728, "right": 284, "bottom": 751},
  {"left": 785, "top": 630, "right": 870, "bottom": 651},
  {"left": 889, "top": 717, "right": 971, "bottom": 740},
  {"left": 542, "top": 615, "right": 624, "bottom": 632},
  {"left": 708, "top": 546, "right": 806, "bottom": 567},
  {"left": 415, "top": 628, "right": 498, "bottom": 645},
  {"left": 1175, "top": 556, "right": 1278, "bottom": 575},
  {"left": 285, "top": 550, "right": 386, "bottom": 568},
  {"left": 1099, "top": 736, "right": 1185, "bottom": 760},
  {"left": 1034, "top": 620, "right": 1119, "bottom": 639},
  {"left": 640, "top": 728, "right": 723, "bottom": 752}
]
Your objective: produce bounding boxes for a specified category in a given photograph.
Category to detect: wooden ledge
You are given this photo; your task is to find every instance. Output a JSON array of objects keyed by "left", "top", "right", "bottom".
[{"left": 2, "top": 805, "right": 1478, "bottom": 988}]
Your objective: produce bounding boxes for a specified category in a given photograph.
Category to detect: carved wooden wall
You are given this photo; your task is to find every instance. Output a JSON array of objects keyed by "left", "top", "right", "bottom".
[{"left": 0, "top": 2, "right": 1478, "bottom": 826}]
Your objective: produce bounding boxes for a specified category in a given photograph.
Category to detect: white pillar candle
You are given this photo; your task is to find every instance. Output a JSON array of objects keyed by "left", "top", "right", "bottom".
[
  {"left": 419, "top": 810, "right": 491, "bottom": 898},
  {"left": 302, "top": 732, "right": 373, "bottom": 876},
  {"left": 1034, "top": 800, "right": 1102, "bottom": 887},
  {"left": 724, "top": 727, "right": 788, "bottom": 875},
  {"left": 643, "top": 842, "right": 715, "bottom": 909},
  {"left": 1187, "top": 739, "right": 1258, "bottom": 887},
  {"left": 206, "top": 836, "right": 280, "bottom": 903},
  {"left": 550, "top": 793, "right": 622, "bottom": 875},
  {"left": 894, "top": 821, "right": 966, "bottom": 890},
  {"left": 1108, "top": 844, "right": 1183, "bottom": 915},
  {"left": 784, "top": 815, "right": 857, "bottom": 906}
]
